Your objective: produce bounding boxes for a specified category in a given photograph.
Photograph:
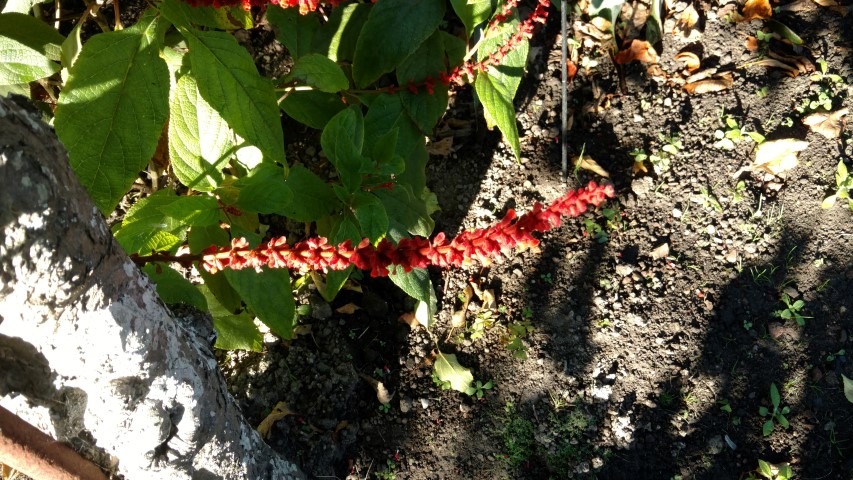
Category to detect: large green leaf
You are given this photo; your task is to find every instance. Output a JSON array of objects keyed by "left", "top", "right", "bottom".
[
  {"left": 199, "top": 284, "right": 262, "bottom": 352},
  {"left": 169, "top": 72, "right": 233, "bottom": 192},
  {"left": 283, "top": 53, "right": 348, "bottom": 93},
  {"left": 475, "top": 71, "right": 521, "bottom": 161},
  {"left": 312, "top": 3, "right": 370, "bottom": 62},
  {"left": 352, "top": 191, "right": 388, "bottom": 242},
  {"left": 225, "top": 267, "right": 296, "bottom": 340},
  {"left": 112, "top": 186, "right": 187, "bottom": 255},
  {"left": 374, "top": 184, "right": 434, "bottom": 238},
  {"left": 363, "top": 94, "right": 428, "bottom": 193},
  {"left": 448, "top": 0, "right": 494, "bottom": 38},
  {"left": 266, "top": 5, "right": 320, "bottom": 59},
  {"left": 352, "top": 0, "right": 445, "bottom": 88},
  {"left": 397, "top": 31, "right": 449, "bottom": 134},
  {"left": 321, "top": 106, "right": 366, "bottom": 192},
  {"left": 158, "top": 194, "right": 221, "bottom": 227},
  {"left": 234, "top": 163, "right": 293, "bottom": 214},
  {"left": 388, "top": 266, "right": 437, "bottom": 325},
  {"left": 280, "top": 165, "right": 338, "bottom": 221},
  {"left": 0, "top": 12, "right": 64, "bottom": 59},
  {"left": 180, "top": 27, "right": 284, "bottom": 165},
  {"left": 158, "top": 0, "right": 251, "bottom": 30},
  {"left": 53, "top": 13, "right": 169, "bottom": 213},
  {"left": 189, "top": 224, "right": 242, "bottom": 313},
  {"left": 279, "top": 90, "right": 346, "bottom": 130},
  {"left": 142, "top": 264, "right": 208, "bottom": 310}
]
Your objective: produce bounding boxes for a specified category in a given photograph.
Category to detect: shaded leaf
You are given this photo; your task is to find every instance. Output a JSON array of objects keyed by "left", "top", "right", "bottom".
[
  {"left": 451, "top": 284, "right": 474, "bottom": 328},
  {"left": 336, "top": 303, "right": 360, "bottom": 314},
  {"left": 842, "top": 374, "right": 853, "bottom": 404},
  {"left": 358, "top": 373, "right": 394, "bottom": 404},
  {"left": 283, "top": 53, "right": 348, "bottom": 93},
  {"left": 572, "top": 154, "right": 610, "bottom": 178},
  {"left": 256, "top": 402, "right": 295, "bottom": 439},
  {"left": 142, "top": 264, "right": 207, "bottom": 310},
  {"left": 752, "top": 139, "right": 809, "bottom": 176}
]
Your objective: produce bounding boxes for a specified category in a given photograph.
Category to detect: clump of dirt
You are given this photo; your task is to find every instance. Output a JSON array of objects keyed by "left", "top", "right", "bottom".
[{"left": 221, "top": 2, "right": 853, "bottom": 479}]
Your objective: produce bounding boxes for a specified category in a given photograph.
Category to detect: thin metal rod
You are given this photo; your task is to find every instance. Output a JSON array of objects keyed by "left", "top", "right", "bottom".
[
  {"left": 560, "top": 0, "right": 568, "bottom": 182},
  {"left": 0, "top": 405, "right": 108, "bottom": 480}
]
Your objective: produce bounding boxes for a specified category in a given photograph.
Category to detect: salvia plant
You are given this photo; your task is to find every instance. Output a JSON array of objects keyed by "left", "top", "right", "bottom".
[{"left": 1, "top": 0, "right": 613, "bottom": 359}]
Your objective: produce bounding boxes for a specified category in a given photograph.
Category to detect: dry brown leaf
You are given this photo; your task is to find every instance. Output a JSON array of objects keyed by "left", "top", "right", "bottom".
[
  {"left": 675, "top": 51, "right": 701, "bottom": 72},
  {"left": 292, "top": 324, "right": 312, "bottom": 338},
  {"left": 803, "top": 108, "right": 849, "bottom": 139},
  {"left": 335, "top": 303, "right": 360, "bottom": 314},
  {"left": 426, "top": 136, "right": 454, "bottom": 156},
  {"left": 451, "top": 284, "right": 474, "bottom": 328},
  {"left": 646, "top": 64, "right": 668, "bottom": 82},
  {"left": 614, "top": 39, "right": 659, "bottom": 65},
  {"left": 768, "top": 51, "right": 814, "bottom": 74},
  {"left": 810, "top": 0, "right": 849, "bottom": 15},
  {"left": 589, "top": 16, "right": 612, "bottom": 33},
  {"left": 331, "top": 420, "right": 348, "bottom": 442},
  {"left": 398, "top": 312, "right": 419, "bottom": 328},
  {"left": 741, "top": 58, "right": 800, "bottom": 76},
  {"left": 482, "top": 289, "right": 497, "bottom": 310},
  {"left": 683, "top": 73, "right": 733, "bottom": 94},
  {"left": 632, "top": 160, "right": 648, "bottom": 174},
  {"left": 572, "top": 154, "right": 610, "bottom": 178},
  {"left": 651, "top": 243, "right": 670, "bottom": 260},
  {"left": 257, "top": 402, "right": 295, "bottom": 439},
  {"left": 734, "top": 0, "right": 773, "bottom": 21},
  {"left": 358, "top": 374, "right": 394, "bottom": 404},
  {"left": 752, "top": 139, "right": 809, "bottom": 176},
  {"left": 745, "top": 36, "right": 760, "bottom": 51},
  {"left": 673, "top": 5, "right": 700, "bottom": 37}
]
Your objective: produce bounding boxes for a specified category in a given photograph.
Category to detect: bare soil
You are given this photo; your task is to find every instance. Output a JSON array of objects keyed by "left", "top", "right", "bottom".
[{"left": 221, "top": 2, "right": 853, "bottom": 479}]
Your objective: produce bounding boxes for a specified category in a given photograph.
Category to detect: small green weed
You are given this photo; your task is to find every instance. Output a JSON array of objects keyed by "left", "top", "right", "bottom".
[
  {"left": 374, "top": 459, "right": 398, "bottom": 480},
  {"left": 796, "top": 58, "right": 847, "bottom": 113},
  {"left": 584, "top": 218, "right": 609, "bottom": 243},
  {"left": 714, "top": 112, "right": 765, "bottom": 150},
  {"left": 504, "top": 320, "right": 534, "bottom": 359},
  {"left": 378, "top": 403, "right": 391, "bottom": 414},
  {"left": 821, "top": 160, "right": 853, "bottom": 211},
  {"left": 759, "top": 383, "right": 791, "bottom": 436},
  {"left": 745, "top": 459, "right": 793, "bottom": 480},
  {"left": 501, "top": 402, "right": 536, "bottom": 469},
  {"left": 465, "top": 380, "right": 494, "bottom": 400},
  {"left": 773, "top": 293, "right": 810, "bottom": 326}
]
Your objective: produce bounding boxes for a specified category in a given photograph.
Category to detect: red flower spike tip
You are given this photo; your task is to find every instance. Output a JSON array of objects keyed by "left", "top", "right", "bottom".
[{"left": 200, "top": 181, "right": 615, "bottom": 277}]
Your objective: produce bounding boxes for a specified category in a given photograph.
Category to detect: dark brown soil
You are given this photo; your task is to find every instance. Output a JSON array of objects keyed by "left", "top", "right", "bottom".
[{"left": 221, "top": 3, "right": 853, "bottom": 479}]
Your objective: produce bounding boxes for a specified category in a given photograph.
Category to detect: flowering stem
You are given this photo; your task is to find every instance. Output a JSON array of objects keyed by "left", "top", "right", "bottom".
[{"left": 132, "top": 181, "right": 614, "bottom": 276}]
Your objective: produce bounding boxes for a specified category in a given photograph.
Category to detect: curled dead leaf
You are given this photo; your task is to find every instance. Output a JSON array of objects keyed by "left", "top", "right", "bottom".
[
  {"left": 482, "top": 289, "right": 497, "bottom": 310},
  {"left": 803, "top": 108, "right": 848, "bottom": 139},
  {"left": 398, "top": 312, "right": 419, "bottom": 328},
  {"left": 740, "top": 58, "right": 800, "bottom": 77},
  {"left": 673, "top": 5, "right": 700, "bottom": 37},
  {"left": 427, "top": 136, "right": 454, "bottom": 156},
  {"left": 451, "top": 284, "right": 474, "bottom": 328},
  {"left": 683, "top": 73, "right": 733, "bottom": 94},
  {"left": 752, "top": 139, "right": 809, "bottom": 176},
  {"left": 331, "top": 420, "right": 348, "bottom": 442},
  {"left": 614, "top": 39, "right": 659, "bottom": 65},
  {"left": 733, "top": 0, "right": 773, "bottom": 21},
  {"left": 335, "top": 303, "right": 360, "bottom": 314},
  {"left": 810, "top": 0, "right": 849, "bottom": 15},
  {"left": 572, "top": 154, "right": 610, "bottom": 178},
  {"left": 257, "top": 402, "right": 295, "bottom": 439},
  {"left": 675, "top": 51, "right": 701, "bottom": 72},
  {"left": 745, "top": 36, "right": 760, "bottom": 51},
  {"left": 358, "top": 373, "right": 394, "bottom": 404}
]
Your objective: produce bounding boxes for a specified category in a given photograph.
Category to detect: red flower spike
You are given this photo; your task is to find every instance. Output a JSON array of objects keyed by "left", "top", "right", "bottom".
[{"left": 200, "top": 182, "right": 615, "bottom": 277}]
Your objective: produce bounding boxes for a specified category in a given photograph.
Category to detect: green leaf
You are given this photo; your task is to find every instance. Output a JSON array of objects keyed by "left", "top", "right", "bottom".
[
  {"left": 279, "top": 89, "right": 346, "bottom": 130},
  {"left": 113, "top": 189, "right": 187, "bottom": 255},
  {"left": 363, "top": 94, "right": 428, "bottom": 193},
  {"left": 821, "top": 194, "right": 838, "bottom": 209},
  {"left": 770, "top": 383, "right": 780, "bottom": 408},
  {"left": 352, "top": 0, "right": 445, "bottom": 88},
  {"left": 60, "top": 23, "right": 82, "bottom": 70},
  {"left": 158, "top": 0, "right": 252, "bottom": 30},
  {"left": 759, "top": 406, "right": 769, "bottom": 416},
  {"left": 322, "top": 106, "right": 366, "bottom": 192},
  {"left": 54, "top": 13, "right": 169, "bottom": 214},
  {"left": 475, "top": 72, "right": 520, "bottom": 155},
  {"left": 766, "top": 19, "right": 803, "bottom": 45},
  {"left": 279, "top": 165, "right": 338, "bottom": 221},
  {"left": 189, "top": 224, "right": 242, "bottom": 313},
  {"left": 199, "top": 284, "right": 262, "bottom": 352},
  {"left": 142, "top": 264, "right": 208, "bottom": 310},
  {"left": 0, "top": 12, "right": 64, "bottom": 59},
  {"left": 449, "top": 0, "right": 494, "bottom": 38},
  {"left": 777, "top": 414, "right": 789, "bottom": 429},
  {"left": 2, "top": 0, "right": 39, "bottom": 14},
  {"left": 440, "top": 31, "right": 466, "bottom": 70},
  {"left": 158, "top": 195, "right": 221, "bottom": 227},
  {"left": 762, "top": 419, "right": 774, "bottom": 436},
  {"left": 312, "top": 3, "right": 369, "bottom": 62},
  {"left": 433, "top": 352, "right": 474, "bottom": 393},
  {"left": 397, "top": 31, "right": 449, "bottom": 133},
  {"left": 646, "top": 0, "right": 663, "bottom": 44},
  {"left": 836, "top": 159, "right": 848, "bottom": 185},
  {"left": 225, "top": 267, "right": 296, "bottom": 339},
  {"left": 374, "top": 184, "right": 434, "bottom": 239},
  {"left": 388, "top": 266, "right": 437, "bottom": 325},
  {"left": 284, "top": 53, "right": 348, "bottom": 93},
  {"left": 180, "top": 27, "right": 284, "bottom": 165},
  {"left": 169, "top": 72, "right": 233, "bottom": 192},
  {"left": 352, "top": 192, "right": 388, "bottom": 242},
  {"left": 266, "top": 5, "right": 319, "bottom": 59},
  {"left": 235, "top": 163, "right": 293, "bottom": 214},
  {"left": 758, "top": 460, "right": 773, "bottom": 479},
  {"left": 316, "top": 214, "right": 360, "bottom": 301},
  {"left": 842, "top": 374, "right": 853, "bottom": 404}
]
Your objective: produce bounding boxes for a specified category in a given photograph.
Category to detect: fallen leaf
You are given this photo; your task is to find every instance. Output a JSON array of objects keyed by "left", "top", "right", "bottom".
[
  {"left": 752, "top": 139, "right": 809, "bottom": 176},
  {"left": 451, "top": 284, "right": 474, "bottom": 328},
  {"left": 673, "top": 5, "right": 700, "bottom": 37},
  {"left": 632, "top": 160, "right": 648, "bottom": 174},
  {"left": 768, "top": 51, "right": 814, "bottom": 74},
  {"left": 740, "top": 58, "right": 800, "bottom": 76},
  {"left": 810, "top": 0, "right": 849, "bottom": 15},
  {"left": 433, "top": 351, "right": 474, "bottom": 393},
  {"left": 426, "top": 136, "right": 454, "bottom": 156},
  {"left": 589, "top": 16, "right": 612, "bottom": 34},
  {"left": 683, "top": 73, "right": 733, "bottom": 94},
  {"left": 745, "top": 36, "right": 760, "bottom": 51},
  {"left": 733, "top": 0, "right": 772, "bottom": 21},
  {"left": 566, "top": 59, "right": 578, "bottom": 82},
  {"left": 398, "top": 312, "right": 419, "bottom": 328},
  {"left": 675, "top": 51, "right": 701, "bottom": 72},
  {"left": 646, "top": 64, "right": 668, "bottom": 82},
  {"left": 803, "top": 108, "right": 848, "bottom": 139},
  {"left": 331, "top": 420, "right": 348, "bottom": 442},
  {"left": 482, "top": 289, "right": 497, "bottom": 310},
  {"left": 651, "top": 243, "right": 670, "bottom": 259},
  {"left": 292, "top": 324, "right": 312, "bottom": 338},
  {"left": 843, "top": 374, "right": 853, "bottom": 404},
  {"left": 358, "top": 373, "right": 394, "bottom": 404},
  {"left": 335, "top": 303, "right": 360, "bottom": 314},
  {"left": 257, "top": 402, "right": 295, "bottom": 439},
  {"left": 572, "top": 154, "right": 610, "bottom": 178},
  {"left": 614, "top": 39, "right": 659, "bottom": 65}
]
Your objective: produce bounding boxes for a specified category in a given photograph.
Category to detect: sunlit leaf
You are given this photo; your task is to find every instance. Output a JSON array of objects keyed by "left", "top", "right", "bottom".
[
  {"left": 433, "top": 352, "right": 474, "bottom": 393},
  {"left": 752, "top": 139, "right": 809, "bottom": 176},
  {"left": 613, "top": 39, "right": 659, "bottom": 65},
  {"left": 802, "top": 108, "right": 848, "bottom": 139}
]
